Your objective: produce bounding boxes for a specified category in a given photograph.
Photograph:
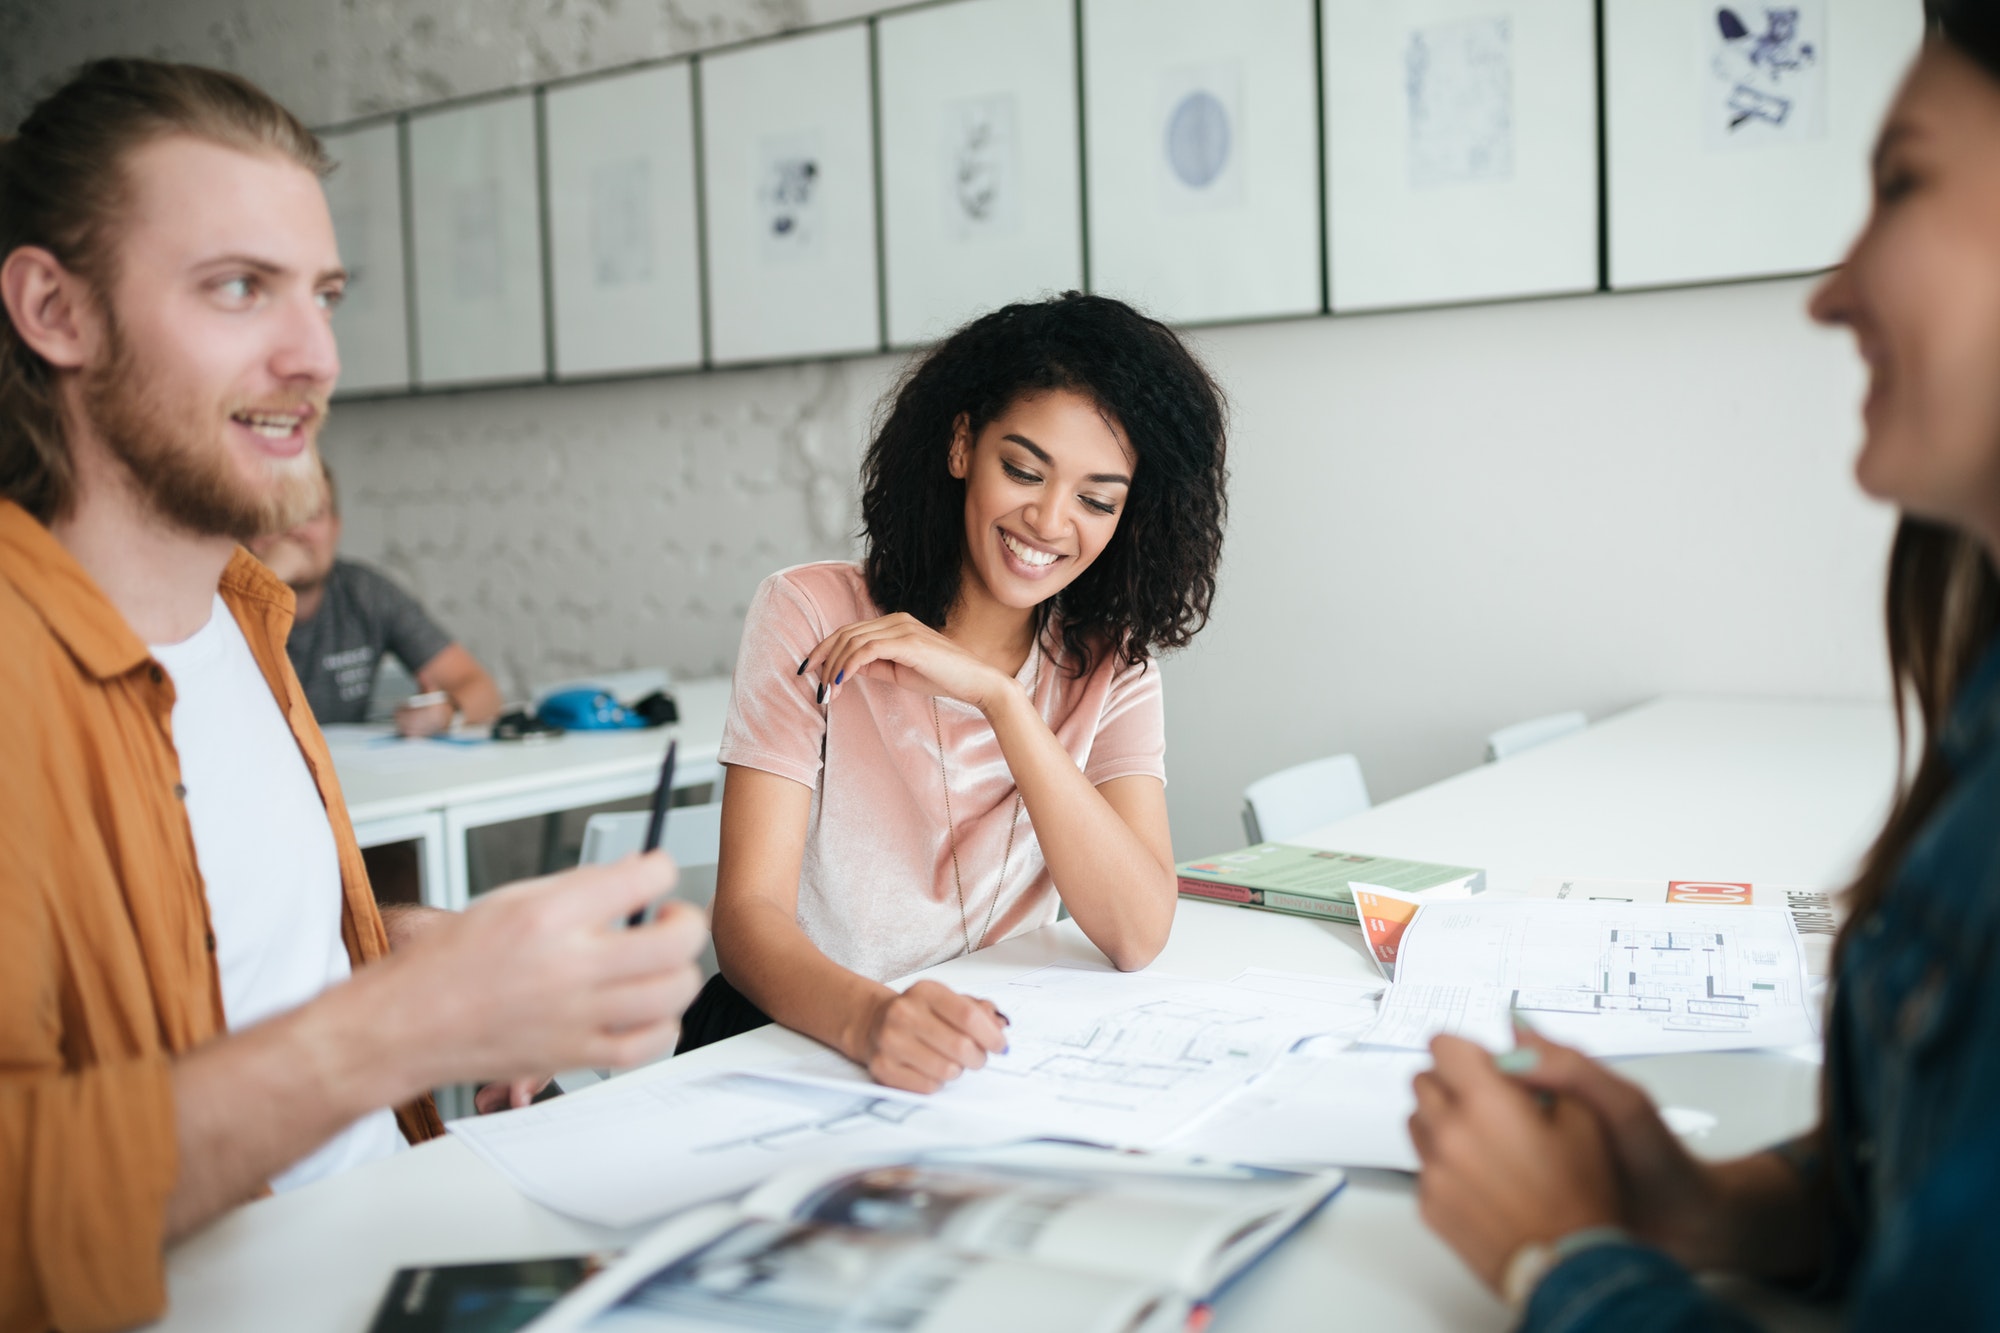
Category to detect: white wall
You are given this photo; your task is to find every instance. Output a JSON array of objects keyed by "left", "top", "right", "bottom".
[
  {"left": 1162, "top": 278, "right": 1890, "bottom": 856},
  {"left": 2, "top": 1, "right": 1897, "bottom": 862}
]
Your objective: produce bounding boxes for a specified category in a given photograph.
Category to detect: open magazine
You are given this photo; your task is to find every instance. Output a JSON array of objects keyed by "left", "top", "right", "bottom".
[{"left": 527, "top": 1142, "right": 1344, "bottom": 1333}]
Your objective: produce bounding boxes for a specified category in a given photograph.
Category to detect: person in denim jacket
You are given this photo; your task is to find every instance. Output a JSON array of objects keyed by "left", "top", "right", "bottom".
[{"left": 1406, "top": 5, "right": 2000, "bottom": 1327}]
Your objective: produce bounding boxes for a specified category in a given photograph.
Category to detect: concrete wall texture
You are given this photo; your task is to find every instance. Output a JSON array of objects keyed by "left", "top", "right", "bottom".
[{"left": 1, "top": 0, "right": 1899, "bottom": 861}]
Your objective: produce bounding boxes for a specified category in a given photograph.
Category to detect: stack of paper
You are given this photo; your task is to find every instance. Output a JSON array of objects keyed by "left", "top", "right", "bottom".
[
  {"left": 451, "top": 908, "right": 1822, "bottom": 1230},
  {"left": 450, "top": 966, "right": 1391, "bottom": 1226}
]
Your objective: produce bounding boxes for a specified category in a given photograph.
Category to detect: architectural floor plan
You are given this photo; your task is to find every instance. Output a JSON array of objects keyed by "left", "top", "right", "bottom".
[
  {"left": 1363, "top": 900, "right": 1817, "bottom": 1057},
  {"left": 771, "top": 966, "right": 1386, "bottom": 1149}
]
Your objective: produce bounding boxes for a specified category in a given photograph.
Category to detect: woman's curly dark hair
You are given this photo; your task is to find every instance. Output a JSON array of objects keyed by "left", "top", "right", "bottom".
[{"left": 859, "top": 292, "right": 1228, "bottom": 678}]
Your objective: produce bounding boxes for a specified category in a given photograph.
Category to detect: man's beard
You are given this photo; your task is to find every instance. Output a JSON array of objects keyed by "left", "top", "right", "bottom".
[{"left": 81, "top": 317, "right": 329, "bottom": 542}]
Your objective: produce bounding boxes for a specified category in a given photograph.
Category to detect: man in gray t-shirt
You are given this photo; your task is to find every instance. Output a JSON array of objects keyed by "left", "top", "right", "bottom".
[
  {"left": 285, "top": 558, "right": 452, "bottom": 722},
  {"left": 250, "top": 463, "right": 502, "bottom": 734}
]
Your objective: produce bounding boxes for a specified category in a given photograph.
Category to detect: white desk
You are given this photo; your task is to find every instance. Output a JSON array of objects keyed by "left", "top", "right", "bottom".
[
  {"left": 156, "top": 694, "right": 1895, "bottom": 1333},
  {"left": 331, "top": 677, "right": 731, "bottom": 911},
  {"left": 1301, "top": 695, "right": 1899, "bottom": 893}
]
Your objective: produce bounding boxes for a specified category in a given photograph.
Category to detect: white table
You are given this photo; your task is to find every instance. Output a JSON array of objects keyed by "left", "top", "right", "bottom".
[
  {"left": 1300, "top": 695, "right": 1898, "bottom": 893},
  {"left": 331, "top": 677, "right": 731, "bottom": 911},
  {"left": 156, "top": 694, "right": 1896, "bottom": 1332}
]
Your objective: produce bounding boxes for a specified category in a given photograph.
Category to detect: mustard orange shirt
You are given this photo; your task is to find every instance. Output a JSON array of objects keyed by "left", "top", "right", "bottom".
[{"left": 0, "top": 500, "right": 439, "bottom": 1333}]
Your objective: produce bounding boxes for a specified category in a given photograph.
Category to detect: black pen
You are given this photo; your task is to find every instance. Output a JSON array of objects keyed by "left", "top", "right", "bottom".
[{"left": 627, "top": 738, "right": 677, "bottom": 927}]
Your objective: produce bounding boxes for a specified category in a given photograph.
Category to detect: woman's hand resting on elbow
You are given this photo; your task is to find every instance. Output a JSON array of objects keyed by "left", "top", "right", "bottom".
[{"left": 858, "top": 980, "right": 1010, "bottom": 1094}]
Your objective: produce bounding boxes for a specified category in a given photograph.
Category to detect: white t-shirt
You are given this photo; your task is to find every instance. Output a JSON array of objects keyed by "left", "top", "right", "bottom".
[{"left": 151, "top": 594, "right": 405, "bottom": 1193}]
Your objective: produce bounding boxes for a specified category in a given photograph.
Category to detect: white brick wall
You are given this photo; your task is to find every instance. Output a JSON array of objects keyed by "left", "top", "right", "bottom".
[{"left": 327, "top": 354, "right": 899, "bottom": 694}]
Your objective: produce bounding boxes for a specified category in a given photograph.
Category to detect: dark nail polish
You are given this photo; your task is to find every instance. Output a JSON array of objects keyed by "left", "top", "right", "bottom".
[
  {"left": 816, "top": 683, "right": 826, "bottom": 705},
  {"left": 996, "top": 1010, "right": 1012, "bottom": 1026},
  {"left": 835, "top": 669, "right": 844, "bottom": 685},
  {"left": 797, "top": 657, "right": 809, "bottom": 676}
]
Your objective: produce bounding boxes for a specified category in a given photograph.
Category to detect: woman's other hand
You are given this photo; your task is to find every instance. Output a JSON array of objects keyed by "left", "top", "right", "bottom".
[
  {"left": 1410, "top": 1034, "right": 1621, "bottom": 1290},
  {"left": 802, "top": 614, "right": 1022, "bottom": 714},
  {"left": 859, "top": 979, "right": 1009, "bottom": 1093},
  {"left": 1507, "top": 1024, "right": 1738, "bottom": 1270}
]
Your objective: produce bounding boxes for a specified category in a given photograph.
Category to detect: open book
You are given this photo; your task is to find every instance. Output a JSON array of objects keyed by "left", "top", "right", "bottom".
[{"left": 528, "top": 1142, "right": 1343, "bottom": 1333}]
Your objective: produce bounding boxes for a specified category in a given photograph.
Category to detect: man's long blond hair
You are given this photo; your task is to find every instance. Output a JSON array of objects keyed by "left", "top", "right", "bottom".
[{"left": 0, "top": 58, "right": 329, "bottom": 522}]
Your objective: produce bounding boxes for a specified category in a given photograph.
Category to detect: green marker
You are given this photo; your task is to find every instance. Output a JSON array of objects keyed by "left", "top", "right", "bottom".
[{"left": 1496, "top": 1003, "right": 1553, "bottom": 1110}]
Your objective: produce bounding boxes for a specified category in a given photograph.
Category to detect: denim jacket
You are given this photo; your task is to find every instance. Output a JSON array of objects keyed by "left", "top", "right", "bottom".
[{"left": 1524, "top": 635, "right": 2000, "bottom": 1333}]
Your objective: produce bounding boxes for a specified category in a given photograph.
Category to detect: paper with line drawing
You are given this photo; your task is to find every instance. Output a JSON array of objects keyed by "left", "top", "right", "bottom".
[
  {"left": 1361, "top": 899, "right": 1816, "bottom": 1057},
  {"left": 449, "top": 1072, "right": 1018, "bottom": 1228},
  {"left": 766, "top": 966, "right": 1386, "bottom": 1148}
]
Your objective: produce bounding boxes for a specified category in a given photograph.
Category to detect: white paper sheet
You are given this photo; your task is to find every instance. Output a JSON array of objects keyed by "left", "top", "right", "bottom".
[
  {"left": 762, "top": 966, "right": 1385, "bottom": 1149},
  {"left": 449, "top": 1072, "right": 1018, "bottom": 1228},
  {"left": 1169, "top": 1049, "right": 1428, "bottom": 1172},
  {"left": 1362, "top": 899, "right": 1818, "bottom": 1057}
]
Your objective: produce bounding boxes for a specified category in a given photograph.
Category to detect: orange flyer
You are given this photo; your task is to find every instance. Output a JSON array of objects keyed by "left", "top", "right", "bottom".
[
  {"left": 1665, "top": 881, "right": 1754, "bottom": 905},
  {"left": 1352, "top": 882, "right": 1427, "bottom": 977}
]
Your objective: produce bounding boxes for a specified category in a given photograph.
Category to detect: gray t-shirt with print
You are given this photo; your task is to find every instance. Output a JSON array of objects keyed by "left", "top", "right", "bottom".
[{"left": 286, "top": 559, "right": 453, "bottom": 724}]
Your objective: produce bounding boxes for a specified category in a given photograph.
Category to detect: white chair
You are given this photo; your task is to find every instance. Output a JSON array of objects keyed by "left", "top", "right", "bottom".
[
  {"left": 1484, "top": 711, "right": 1588, "bottom": 763},
  {"left": 576, "top": 801, "right": 723, "bottom": 882},
  {"left": 1241, "top": 753, "right": 1371, "bottom": 845},
  {"left": 556, "top": 783, "right": 724, "bottom": 1092}
]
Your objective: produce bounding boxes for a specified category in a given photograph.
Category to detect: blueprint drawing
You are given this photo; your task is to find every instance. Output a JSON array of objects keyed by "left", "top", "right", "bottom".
[
  {"left": 1362, "top": 900, "right": 1817, "bottom": 1057},
  {"left": 769, "top": 966, "right": 1385, "bottom": 1148}
]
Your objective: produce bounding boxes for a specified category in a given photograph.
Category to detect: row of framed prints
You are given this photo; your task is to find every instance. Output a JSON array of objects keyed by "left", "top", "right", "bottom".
[{"left": 325, "top": 0, "right": 1924, "bottom": 397}]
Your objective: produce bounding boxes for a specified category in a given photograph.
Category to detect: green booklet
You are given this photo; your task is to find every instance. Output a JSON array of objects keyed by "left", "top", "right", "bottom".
[{"left": 1176, "top": 844, "right": 1485, "bottom": 924}]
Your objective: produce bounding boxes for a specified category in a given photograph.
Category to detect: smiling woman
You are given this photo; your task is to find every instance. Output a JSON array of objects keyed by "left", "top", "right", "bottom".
[
  {"left": 1403, "top": 6, "right": 2000, "bottom": 1329},
  {"left": 694, "top": 293, "right": 1229, "bottom": 1093}
]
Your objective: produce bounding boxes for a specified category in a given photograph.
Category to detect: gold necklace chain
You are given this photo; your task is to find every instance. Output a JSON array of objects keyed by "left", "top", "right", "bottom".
[{"left": 932, "top": 639, "right": 1040, "bottom": 957}]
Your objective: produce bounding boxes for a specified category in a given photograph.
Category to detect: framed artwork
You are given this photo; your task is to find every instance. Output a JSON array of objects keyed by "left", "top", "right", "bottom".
[
  {"left": 1081, "top": 0, "right": 1322, "bottom": 326},
  {"left": 698, "top": 25, "right": 881, "bottom": 365},
  {"left": 1605, "top": 0, "right": 1924, "bottom": 290},
  {"left": 1323, "top": 0, "right": 1599, "bottom": 312},
  {"left": 876, "top": 0, "right": 1083, "bottom": 348},
  {"left": 319, "top": 121, "right": 411, "bottom": 396},
  {"left": 406, "top": 93, "right": 548, "bottom": 388},
  {"left": 544, "top": 63, "right": 705, "bottom": 379}
]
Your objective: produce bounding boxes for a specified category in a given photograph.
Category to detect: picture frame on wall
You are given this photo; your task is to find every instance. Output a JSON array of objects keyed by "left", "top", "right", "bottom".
[
  {"left": 544, "top": 63, "right": 705, "bottom": 379},
  {"left": 1604, "top": 0, "right": 1924, "bottom": 290},
  {"left": 406, "top": 93, "right": 548, "bottom": 389},
  {"left": 1323, "top": 0, "right": 1599, "bottom": 313},
  {"left": 1082, "top": 0, "right": 1322, "bottom": 326},
  {"left": 320, "top": 121, "right": 411, "bottom": 397},
  {"left": 698, "top": 24, "right": 880, "bottom": 365},
  {"left": 876, "top": 0, "right": 1083, "bottom": 348}
]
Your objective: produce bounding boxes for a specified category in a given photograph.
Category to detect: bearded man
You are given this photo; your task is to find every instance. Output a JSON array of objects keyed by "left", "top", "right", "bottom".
[{"left": 0, "top": 60, "right": 706, "bottom": 1333}]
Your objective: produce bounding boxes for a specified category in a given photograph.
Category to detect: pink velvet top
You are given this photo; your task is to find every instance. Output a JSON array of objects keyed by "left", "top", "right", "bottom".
[{"left": 718, "top": 562, "right": 1167, "bottom": 983}]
